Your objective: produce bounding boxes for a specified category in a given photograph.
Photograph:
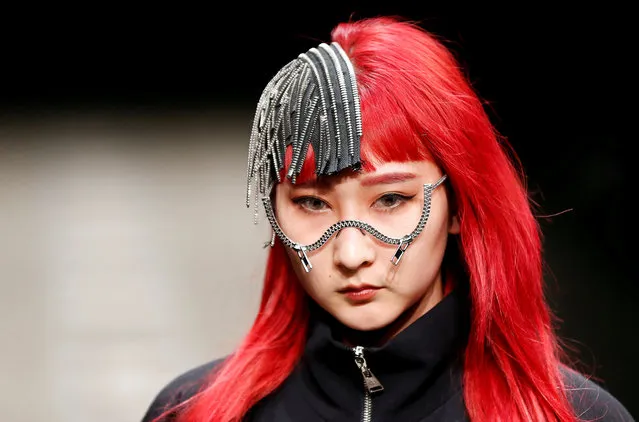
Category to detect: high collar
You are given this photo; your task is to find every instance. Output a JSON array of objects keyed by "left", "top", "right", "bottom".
[{"left": 298, "top": 287, "right": 470, "bottom": 421}]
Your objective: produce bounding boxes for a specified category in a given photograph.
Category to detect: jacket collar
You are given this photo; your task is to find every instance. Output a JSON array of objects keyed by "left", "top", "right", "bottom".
[{"left": 298, "top": 287, "right": 470, "bottom": 421}]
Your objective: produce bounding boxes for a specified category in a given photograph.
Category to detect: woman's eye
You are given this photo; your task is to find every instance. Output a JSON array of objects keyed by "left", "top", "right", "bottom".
[
  {"left": 374, "top": 193, "right": 413, "bottom": 209},
  {"left": 293, "top": 197, "right": 328, "bottom": 211}
]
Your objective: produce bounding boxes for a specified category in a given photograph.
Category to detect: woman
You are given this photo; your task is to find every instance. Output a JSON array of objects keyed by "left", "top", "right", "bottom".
[{"left": 141, "top": 16, "right": 633, "bottom": 421}]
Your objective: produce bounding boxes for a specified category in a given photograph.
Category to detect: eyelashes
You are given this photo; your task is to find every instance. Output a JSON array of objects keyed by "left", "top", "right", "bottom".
[
  {"left": 292, "top": 193, "right": 416, "bottom": 213},
  {"left": 373, "top": 193, "right": 416, "bottom": 211},
  {"left": 293, "top": 196, "right": 329, "bottom": 212}
]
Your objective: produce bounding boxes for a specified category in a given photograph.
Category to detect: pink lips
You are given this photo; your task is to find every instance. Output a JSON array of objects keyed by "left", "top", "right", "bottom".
[{"left": 339, "top": 284, "right": 381, "bottom": 301}]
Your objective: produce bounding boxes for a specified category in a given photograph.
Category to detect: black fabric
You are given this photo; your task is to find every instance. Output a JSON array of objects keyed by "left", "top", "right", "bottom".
[
  {"left": 272, "top": 288, "right": 469, "bottom": 421},
  {"left": 141, "top": 288, "right": 634, "bottom": 422}
]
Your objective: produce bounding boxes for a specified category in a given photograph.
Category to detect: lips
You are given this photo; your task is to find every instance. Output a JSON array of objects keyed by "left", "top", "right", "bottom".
[
  {"left": 338, "top": 284, "right": 381, "bottom": 293},
  {"left": 339, "top": 284, "right": 382, "bottom": 302}
]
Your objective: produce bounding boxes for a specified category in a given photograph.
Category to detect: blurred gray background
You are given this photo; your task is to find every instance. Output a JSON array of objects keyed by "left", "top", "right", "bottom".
[
  {"left": 1, "top": 3, "right": 636, "bottom": 421},
  {"left": 0, "top": 108, "right": 272, "bottom": 421}
]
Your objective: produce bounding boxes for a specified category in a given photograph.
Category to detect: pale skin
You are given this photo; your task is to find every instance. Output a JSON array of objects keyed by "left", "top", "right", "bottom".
[{"left": 274, "top": 160, "right": 460, "bottom": 345}]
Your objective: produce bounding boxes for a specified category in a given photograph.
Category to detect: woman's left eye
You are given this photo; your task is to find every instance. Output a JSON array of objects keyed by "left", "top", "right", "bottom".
[{"left": 373, "top": 193, "right": 413, "bottom": 209}]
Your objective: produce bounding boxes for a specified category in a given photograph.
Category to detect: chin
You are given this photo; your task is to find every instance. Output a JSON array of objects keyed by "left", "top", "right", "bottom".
[{"left": 335, "top": 304, "right": 399, "bottom": 332}]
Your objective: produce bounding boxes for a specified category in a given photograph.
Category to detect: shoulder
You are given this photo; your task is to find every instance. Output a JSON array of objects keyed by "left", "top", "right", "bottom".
[
  {"left": 140, "top": 356, "right": 228, "bottom": 422},
  {"left": 561, "top": 366, "right": 635, "bottom": 421}
]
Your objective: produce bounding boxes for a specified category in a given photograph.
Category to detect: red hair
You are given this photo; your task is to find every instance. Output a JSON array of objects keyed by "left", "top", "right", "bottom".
[{"left": 159, "top": 16, "right": 579, "bottom": 421}]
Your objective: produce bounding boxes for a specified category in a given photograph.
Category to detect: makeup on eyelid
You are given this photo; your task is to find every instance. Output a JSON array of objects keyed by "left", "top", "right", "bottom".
[{"left": 291, "top": 192, "right": 418, "bottom": 213}]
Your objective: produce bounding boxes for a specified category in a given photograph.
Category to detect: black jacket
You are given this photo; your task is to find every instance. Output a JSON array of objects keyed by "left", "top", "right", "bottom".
[{"left": 142, "top": 289, "right": 634, "bottom": 421}]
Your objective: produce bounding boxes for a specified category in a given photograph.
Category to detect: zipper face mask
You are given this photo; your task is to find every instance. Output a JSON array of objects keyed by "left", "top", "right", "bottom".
[{"left": 262, "top": 175, "right": 447, "bottom": 272}]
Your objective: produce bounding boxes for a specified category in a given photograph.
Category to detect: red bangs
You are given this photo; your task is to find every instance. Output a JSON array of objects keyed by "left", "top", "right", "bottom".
[
  {"left": 359, "top": 89, "right": 432, "bottom": 165},
  {"left": 280, "top": 92, "right": 432, "bottom": 185}
]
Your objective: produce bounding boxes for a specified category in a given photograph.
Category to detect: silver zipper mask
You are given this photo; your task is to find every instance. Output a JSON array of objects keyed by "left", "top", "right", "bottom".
[{"left": 262, "top": 174, "right": 447, "bottom": 272}]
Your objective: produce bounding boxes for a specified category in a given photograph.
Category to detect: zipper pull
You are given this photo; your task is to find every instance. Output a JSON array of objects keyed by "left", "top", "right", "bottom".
[
  {"left": 391, "top": 236, "right": 412, "bottom": 265},
  {"left": 353, "top": 346, "right": 384, "bottom": 394},
  {"left": 295, "top": 245, "right": 312, "bottom": 272}
]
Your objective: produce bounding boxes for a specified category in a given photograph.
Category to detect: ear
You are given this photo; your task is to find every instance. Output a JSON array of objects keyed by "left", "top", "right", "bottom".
[{"left": 448, "top": 214, "right": 460, "bottom": 235}]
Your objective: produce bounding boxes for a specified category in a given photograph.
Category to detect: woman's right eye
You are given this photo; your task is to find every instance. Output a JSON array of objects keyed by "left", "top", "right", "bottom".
[{"left": 293, "top": 196, "right": 329, "bottom": 212}]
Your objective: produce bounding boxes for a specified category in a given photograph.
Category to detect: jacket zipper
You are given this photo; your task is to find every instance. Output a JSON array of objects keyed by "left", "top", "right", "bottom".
[{"left": 352, "top": 346, "right": 384, "bottom": 422}]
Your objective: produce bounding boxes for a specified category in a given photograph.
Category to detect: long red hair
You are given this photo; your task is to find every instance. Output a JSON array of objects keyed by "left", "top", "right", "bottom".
[{"left": 158, "top": 16, "right": 579, "bottom": 421}]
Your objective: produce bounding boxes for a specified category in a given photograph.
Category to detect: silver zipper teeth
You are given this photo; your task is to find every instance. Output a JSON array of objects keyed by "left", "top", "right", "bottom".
[
  {"left": 361, "top": 387, "right": 372, "bottom": 422},
  {"left": 353, "top": 346, "right": 384, "bottom": 422}
]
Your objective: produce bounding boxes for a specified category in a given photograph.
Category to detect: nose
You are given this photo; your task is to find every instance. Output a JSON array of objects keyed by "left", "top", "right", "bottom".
[{"left": 332, "top": 226, "right": 376, "bottom": 271}]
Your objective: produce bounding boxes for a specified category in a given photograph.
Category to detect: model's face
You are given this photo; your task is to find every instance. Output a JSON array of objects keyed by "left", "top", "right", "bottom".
[{"left": 274, "top": 160, "right": 459, "bottom": 334}]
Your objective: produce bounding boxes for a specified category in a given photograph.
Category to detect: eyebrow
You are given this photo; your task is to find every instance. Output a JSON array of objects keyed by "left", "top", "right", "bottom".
[
  {"left": 291, "top": 171, "right": 417, "bottom": 189},
  {"left": 360, "top": 172, "right": 417, "bottom": 186}
]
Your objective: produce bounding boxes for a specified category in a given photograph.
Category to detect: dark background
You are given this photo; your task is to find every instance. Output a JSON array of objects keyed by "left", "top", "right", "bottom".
[{"left": 2, "top": 3, "right": 635, "bottom": 416}]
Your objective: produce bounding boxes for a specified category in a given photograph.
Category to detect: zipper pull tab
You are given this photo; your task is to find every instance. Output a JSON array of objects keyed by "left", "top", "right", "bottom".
[
  {"left": 391, "top": 236, "right": 412, "bottom": 265},
  {"left": 295, "top": 245, "right": 312, "bottom": 272},
  {"left": 353, "top": 346, "right": 384, "bottom": 394}
]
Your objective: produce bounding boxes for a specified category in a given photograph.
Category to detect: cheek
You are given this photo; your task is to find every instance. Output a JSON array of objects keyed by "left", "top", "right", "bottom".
[
  {"left": 387, "top": 211, "right": 450, "bottom": 289},
  {"left": 285, "top": 248, "right": 332, "bottom": 298}
]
